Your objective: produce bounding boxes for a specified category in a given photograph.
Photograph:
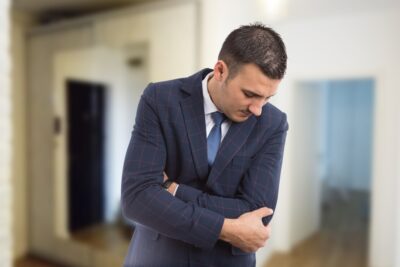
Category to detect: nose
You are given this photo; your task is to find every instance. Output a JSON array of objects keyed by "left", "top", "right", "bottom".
[{"left": 248, "top": 101, "right": 263, "bottom": 117}]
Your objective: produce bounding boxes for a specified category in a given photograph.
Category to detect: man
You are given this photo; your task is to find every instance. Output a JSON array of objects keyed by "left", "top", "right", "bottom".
[{"left": 121, "top": 23, "right": 288, "bottom": 267}]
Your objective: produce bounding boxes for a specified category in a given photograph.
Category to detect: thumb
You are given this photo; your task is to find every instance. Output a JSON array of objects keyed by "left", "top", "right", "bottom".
[{"left": 253, "top": 207, "right": 274, "bottom": 218}]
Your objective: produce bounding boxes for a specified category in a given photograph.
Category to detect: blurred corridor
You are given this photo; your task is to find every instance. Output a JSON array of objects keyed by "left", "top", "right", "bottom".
[
  {"left": 265, "top": 189, "right": 369, "bottom": 267},
  {"left": 2, "top": 0, "right": 400, "bottom": 267}
]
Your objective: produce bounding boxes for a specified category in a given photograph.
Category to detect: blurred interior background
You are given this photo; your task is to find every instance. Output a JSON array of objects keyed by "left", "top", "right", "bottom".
[{"left": 0, "top": 0, "right": 400, "bottom": 266}]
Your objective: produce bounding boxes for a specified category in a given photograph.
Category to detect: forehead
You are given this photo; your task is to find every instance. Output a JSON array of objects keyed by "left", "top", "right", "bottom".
[{"left": 232, "top": 64, "right": 281, "bottom": 96}]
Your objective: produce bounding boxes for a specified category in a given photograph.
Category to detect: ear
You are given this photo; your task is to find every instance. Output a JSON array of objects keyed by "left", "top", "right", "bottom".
[{"left": 213, "top": 60, "right": 229, "bottom": 82}]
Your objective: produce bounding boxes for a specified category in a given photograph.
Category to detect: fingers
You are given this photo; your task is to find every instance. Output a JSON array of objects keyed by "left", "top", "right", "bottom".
[{"left": 252, "top": 207, "right": 274, "bottom": 218}]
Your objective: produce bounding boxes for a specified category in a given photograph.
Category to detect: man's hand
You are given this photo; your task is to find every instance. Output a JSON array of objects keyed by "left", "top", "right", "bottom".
[{"left": 220, "top": 207, "right": 273, "bottom": 253}]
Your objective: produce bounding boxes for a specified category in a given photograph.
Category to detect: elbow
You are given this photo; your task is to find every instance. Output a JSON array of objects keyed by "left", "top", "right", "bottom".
[
  {"left": 120, "top": 188, "right": 136, "bottom": 221},
  {"left": 120, "top": 175, "right": 162, "bottom": 221},
  {"left": 120, "top": 177, "right": 141, "bottom": 221}
]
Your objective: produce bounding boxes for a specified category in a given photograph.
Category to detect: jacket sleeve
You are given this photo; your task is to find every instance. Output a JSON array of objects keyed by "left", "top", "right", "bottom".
[
  {"left": 121, "top": 84, "right": 224, "bottom": 249},
  {"left": 175, "top": 113, "right": 288, "bottom": 225}
]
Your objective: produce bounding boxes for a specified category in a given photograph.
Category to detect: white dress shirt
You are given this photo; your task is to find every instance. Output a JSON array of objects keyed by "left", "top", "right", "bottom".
[{"left": 202, "top": 72, "right": 231, "bottom": 140}]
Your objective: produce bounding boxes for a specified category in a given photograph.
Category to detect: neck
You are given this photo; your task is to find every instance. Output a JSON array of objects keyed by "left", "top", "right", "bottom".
[{"left": 207, "top": 75, "right": 220, "bottom": 110}]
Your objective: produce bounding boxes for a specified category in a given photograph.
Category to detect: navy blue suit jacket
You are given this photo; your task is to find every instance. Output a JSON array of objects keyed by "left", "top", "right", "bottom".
[{"left": 122, "top": 69, "right": 288, "bottom": 267}]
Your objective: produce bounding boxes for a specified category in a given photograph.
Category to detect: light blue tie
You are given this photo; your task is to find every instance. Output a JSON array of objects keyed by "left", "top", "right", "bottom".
[{"left": 207, "top": 112, "right": 226, "bottom": 166}]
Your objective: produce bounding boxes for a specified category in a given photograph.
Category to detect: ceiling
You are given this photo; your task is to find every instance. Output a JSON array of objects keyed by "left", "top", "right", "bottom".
[
  {"left": 12, "top": 0, "right": 158, "bottom": 23},
  {"left": 13, "top": 0, "right": 156, "bottom": 16}
]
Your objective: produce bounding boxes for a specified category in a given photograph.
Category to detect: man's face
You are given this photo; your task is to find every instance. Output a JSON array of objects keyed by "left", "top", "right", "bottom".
[{"left": 216, "top": 63, "right": 281, "bottom": 123}]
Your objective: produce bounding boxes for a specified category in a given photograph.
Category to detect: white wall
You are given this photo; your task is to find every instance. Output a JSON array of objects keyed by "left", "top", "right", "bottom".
[
  {"left": 397, "top": 119, "right": 400, "bottom": 267},
  {"left": 0, "top": 0, "right": 12, "bottom": 266},
  {"left": 11, "top": 10, "right": 36, "bottom": 260},
  {"left": 288, "top": 83, "right": 326, "bottom": 247},
  {"left": 94, "top": 0, "right": 197, "bottom": 80},
  {"left": 200, "top": 0, "right": 262, "bottom": 68}
]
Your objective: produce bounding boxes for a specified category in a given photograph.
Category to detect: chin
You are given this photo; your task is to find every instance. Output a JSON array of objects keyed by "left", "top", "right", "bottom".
[{"left": 231, "top": 114, "right": 249, "bottom": 123}]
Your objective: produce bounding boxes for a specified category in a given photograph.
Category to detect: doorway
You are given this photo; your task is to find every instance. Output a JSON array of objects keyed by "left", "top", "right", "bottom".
[
  {"left": 266, "top": 78, "right": 374, "bottom": 267},
  {"left": 66, "top": 80, "right": 106, "bottom": 232}
]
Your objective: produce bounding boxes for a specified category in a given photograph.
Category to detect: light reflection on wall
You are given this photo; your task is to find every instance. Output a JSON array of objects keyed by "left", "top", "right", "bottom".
[{"left": 257, "top": 0, "right": 288, "bottom": 20}]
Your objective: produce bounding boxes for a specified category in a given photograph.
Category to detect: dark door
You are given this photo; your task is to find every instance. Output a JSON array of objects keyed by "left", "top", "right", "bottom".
[{"left": 67, "top": 80, "right": 105, "bottom": 232}]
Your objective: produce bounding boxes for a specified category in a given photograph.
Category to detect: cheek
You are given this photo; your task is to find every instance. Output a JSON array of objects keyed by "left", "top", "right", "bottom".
[
  {"left": 234, "top": 95, "right": 249, "bottom": 108},
  {"left": 223, "top": 93, "right": 234, "bottom": 105},
  {"left": 223, "top": 88, "right": 245, "bottom": 110}
]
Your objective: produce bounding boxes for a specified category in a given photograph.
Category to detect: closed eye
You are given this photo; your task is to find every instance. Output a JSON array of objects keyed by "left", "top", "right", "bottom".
[
  {"left": 244, "top": 91, "right": 256, "bottom": 98},
  {"left": 243, "top": 89, "right": 274, "bottom": 102}
]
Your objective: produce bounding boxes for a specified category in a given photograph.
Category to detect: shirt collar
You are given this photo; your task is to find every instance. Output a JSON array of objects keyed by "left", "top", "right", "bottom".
[{"left": 202, "top": 71, "right": 219, "bottom": 115}]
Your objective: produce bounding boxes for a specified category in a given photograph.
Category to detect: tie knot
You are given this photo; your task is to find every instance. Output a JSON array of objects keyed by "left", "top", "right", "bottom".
[{"left": 211, "top": 112, "right": 225, "bottom": 126}]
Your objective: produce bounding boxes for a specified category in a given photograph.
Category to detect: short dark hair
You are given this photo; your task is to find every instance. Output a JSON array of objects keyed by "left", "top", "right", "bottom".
[{"left": 218, "top": 23, "right": 287, "bottom": 80}]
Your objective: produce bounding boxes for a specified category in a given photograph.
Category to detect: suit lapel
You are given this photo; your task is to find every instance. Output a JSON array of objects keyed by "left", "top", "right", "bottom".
[
  {"left": 207, "top": 116, "right": 257, "bottom": 186},
  {"left": 179, "top": 69, "right": 258, "bottom": 184},
  {"left": 180, "top": 70, "right": 211, "bottom": 180}
]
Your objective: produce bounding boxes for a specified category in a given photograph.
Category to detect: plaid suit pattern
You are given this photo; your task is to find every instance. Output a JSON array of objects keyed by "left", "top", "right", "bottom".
[{"left": 122, "top": 69, "right": 288, "bottom": 266}]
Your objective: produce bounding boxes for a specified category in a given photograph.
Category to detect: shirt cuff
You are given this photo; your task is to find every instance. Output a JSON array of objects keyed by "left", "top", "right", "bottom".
[{"left": 172, "top": 184, "right": 179, "bottom": 196}]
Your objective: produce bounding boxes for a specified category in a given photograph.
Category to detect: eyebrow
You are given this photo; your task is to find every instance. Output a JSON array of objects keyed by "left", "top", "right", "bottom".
[{"left": 242, "top": 88, "right": 276, "bottom": 100}]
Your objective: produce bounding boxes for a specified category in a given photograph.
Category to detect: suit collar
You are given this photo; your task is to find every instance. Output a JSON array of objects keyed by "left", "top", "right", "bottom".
[{"left": 180, "top": 68, "right": 213, "bottom": 95}]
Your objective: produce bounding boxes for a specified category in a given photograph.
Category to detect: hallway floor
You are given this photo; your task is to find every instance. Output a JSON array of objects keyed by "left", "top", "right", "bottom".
[
  {"left": 264, "top": 190, "right": 369, "bottom": 267},
  {"left": 15, "top": 256, "right": 68, "bottom": 267},
  {"left": 15, "top": 223, "right": 132, "bottom": 267}
]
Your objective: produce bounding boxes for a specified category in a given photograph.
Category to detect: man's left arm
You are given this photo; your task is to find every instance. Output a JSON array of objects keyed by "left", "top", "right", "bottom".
[{"left": 171, "top": 114, "right": 288, "bottom": 225}]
